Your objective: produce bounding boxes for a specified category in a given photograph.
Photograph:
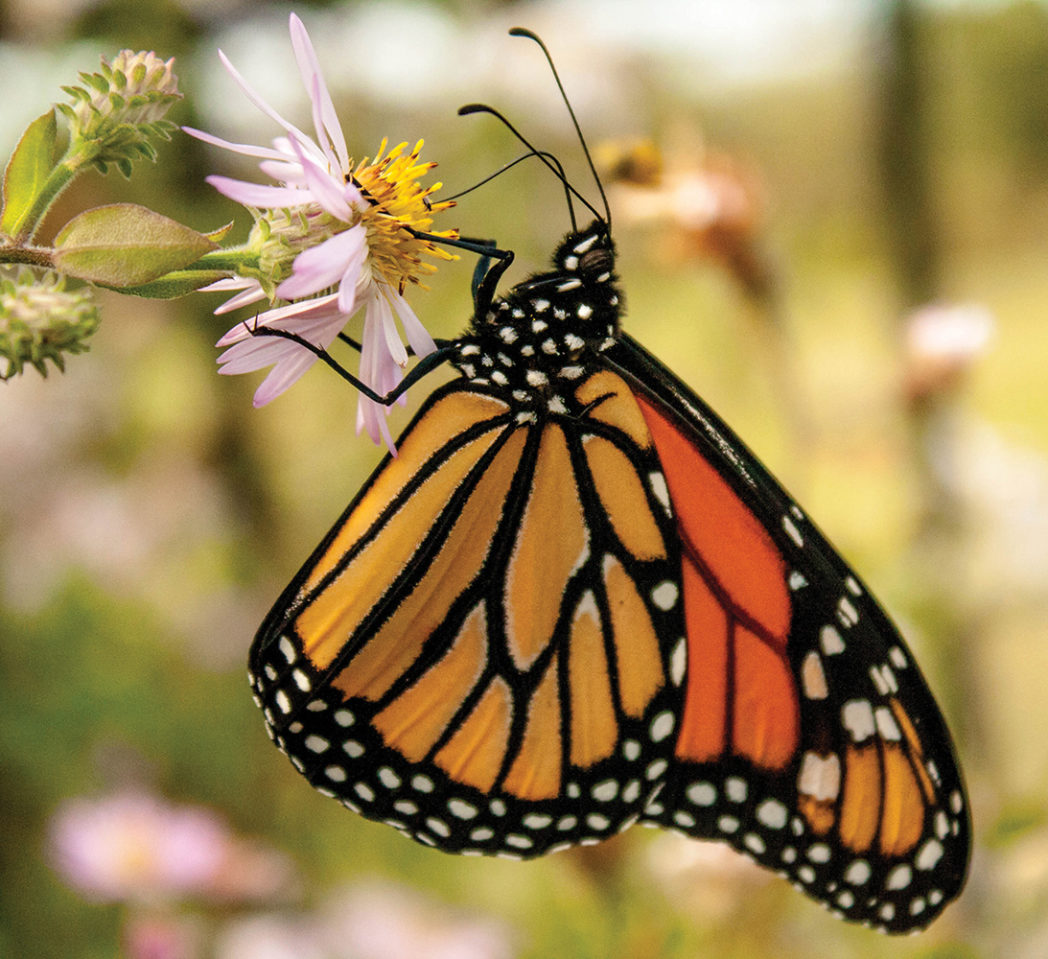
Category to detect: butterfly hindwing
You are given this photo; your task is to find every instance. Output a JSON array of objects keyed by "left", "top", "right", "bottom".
[
  {"left": 606, "top": 334, "right": 970, "bottom": 931},
  {"left": 249, "top": 370, "right": 688, "bottom": 856}
]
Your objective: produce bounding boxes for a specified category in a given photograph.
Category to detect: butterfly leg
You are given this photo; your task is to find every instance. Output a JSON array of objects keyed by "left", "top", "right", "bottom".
[
  {"left": 405, "top": 227, "right": 516, "bottom": 318},
  {"left": 241, "top": 321, "right": 457, "bottom": 406}
]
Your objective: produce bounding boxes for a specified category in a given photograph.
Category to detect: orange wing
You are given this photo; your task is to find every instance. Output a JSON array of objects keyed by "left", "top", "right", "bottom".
[
  {"left": 606, "top": 335, "right": 969, "bottom": 933},
  {"left": 249, "top": 371, "right": 686, "bottom": 856}
]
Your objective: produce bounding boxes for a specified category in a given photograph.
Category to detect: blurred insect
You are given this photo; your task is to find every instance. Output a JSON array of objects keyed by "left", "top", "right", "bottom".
[{"left": 247, "top": 29, "right": 969, "bottom": 933}]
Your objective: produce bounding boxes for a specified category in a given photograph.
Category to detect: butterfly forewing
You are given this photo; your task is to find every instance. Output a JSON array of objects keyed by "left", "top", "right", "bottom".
[
  {"left": 606, "top": 335, "right": 970, "bottom": 931},
  {"left": 250, "top": 369, "right": 688, "bottom": 856}
]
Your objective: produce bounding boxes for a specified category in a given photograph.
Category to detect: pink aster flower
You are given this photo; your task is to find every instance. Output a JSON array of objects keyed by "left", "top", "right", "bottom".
[
  {"left": 48, "top": 791, "right": 228, "bottom": 904},
  {"left": 186, "top": 13, "right": 456, "bottom": 449},
  {"left": 48, "top": 790, "right": 298, "bottom": 907}
]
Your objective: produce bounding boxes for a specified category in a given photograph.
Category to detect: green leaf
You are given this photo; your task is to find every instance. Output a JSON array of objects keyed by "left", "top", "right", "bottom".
[
  {"left": 1, "top": 110, "right": 59, "bottom": 238},
  {"left": 108, "top": 268, "right": 230, "bottom": 299},
  {"left": 52, "top": 203, "right": 217, "bottom": 286}
]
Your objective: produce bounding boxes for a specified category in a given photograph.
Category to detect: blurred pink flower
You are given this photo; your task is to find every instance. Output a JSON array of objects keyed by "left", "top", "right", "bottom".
[
  {"left": 318, "top": 881, "right": 515, "bottom": 959},
  {"left": 49, "top": 791, "right": 227, "bottom": 904},
  {"left": 904, "top": 302, "right": 995, "bottom": 402},
  {"left": 215, "top": 881, "right": 515, "bottom": 959},
  {"left": 124, "top": 913, "right": 200, "bottom": 959},
  {"left": 48, "top": 791, "right": 296, "bottom": 906},
  {"left": 186, "top": 13, "right": 454, "bottom": 450}
]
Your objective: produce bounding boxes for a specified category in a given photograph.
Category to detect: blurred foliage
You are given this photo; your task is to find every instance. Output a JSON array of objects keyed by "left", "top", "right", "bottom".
[{"left": 3, "top": 0, "right": 1048, "bottom": 957}]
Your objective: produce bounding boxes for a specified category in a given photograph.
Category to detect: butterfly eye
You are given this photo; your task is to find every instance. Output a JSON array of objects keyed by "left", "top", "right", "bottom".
[{"left": 579, "top": 247, "right": 613, "bottom": 278}]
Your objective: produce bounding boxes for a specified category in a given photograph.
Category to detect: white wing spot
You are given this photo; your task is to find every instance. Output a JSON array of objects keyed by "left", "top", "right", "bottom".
[
  {"left": 343, "top": 740, "right": 364, "bottom": 758},
  {"left": 523, "top": 813, "right": 552, "bottom": 829},
  {"left": 274, "top": 690, "right": 291, "bottom": 714},
  {"left": 292, "top": 669, "right": 311, "bottom": 691},
  {"left": 412, "top": 775, "right": 435, "bottom": 793},
  {"left": 670, "top": 638, "right": 687, "bottom": 686},
  {"left": 304, "top": 735, "right": 329, "bottom": 753},
  {"left": 725, "top": 777, "right": 748, "bottom": 803},
  {"left": 426, "top": 818, "right": 451, "bottom": 838},
  {"left": 886, "top": 864, "right": 912, "bottom": 890},
  {"left": 802, "top": 651, "right": 829, "bottom": 700},
  {"left": 325, "top": 765, "right": 346, "bottom": 782},
  {"left": 916, "top": 838, "right": 944, "bottom": 871},
  {"left": 651, "top": 582, "right": 679, "bottom": 611},
  {"left": 718, "top": 816, "right": 740, "bottom": 834},
  {"left": 334, "top": 709, "right": 354, "bottom": 727},
  {"left": 446, "top": 800, "right": 479, "bottom": 821},
  {"left": 506, "top": 834, "right": 533, "bottom": 849},
  {"left": 842, "top": 700, "right": 876, "bottom": 742},
  {"left": 756, "top": 799, "right": 789, "bottom": 830},
  {"left": 377, "top": 767, "right": 401, "bottom": 789},
  {"left": 837, "top": 596, "right": 859, "bottom": 627},
  {"left": 687, "top": 782, "right": 717, "bottom": 806},
  {"left": 355, "top": 783, "right": 375, "bottom": 803},
  {"left": 844, "top": 860, "right": 871, "bottom": 885},
  {"left": 394, "top": 800, "right": 419, "bottom": 816},
  {"left": 874, "top": 706, "right": 902, "bottom": 742},
  {"left": 807, "top": 843, "right": 831, "bottom": 863},
  {"left": 586, "top": 814, "right": 611, "bottom": 831},
  {"left": 279, "top": 635, "right": 296, "bottom": 663},
  {"left": 648, "top": 472, "right": 671, "bottom": 514},
  {"left": 470, "top": 827, "right": 494, "bottom": 841},
  {"left": 798, "top": 752, "right": 841, "bottom": 801},
  {"left": 623, "top": 739, "right": 641, "bottom": 761},
  {"left": 789, "top": 571, "right": 808, "bottom": 591},
  {"left": 649, "top": 711, "right": 675, "bottom": 742},
  {"left": 645, "top": 759, "right": 669, "bottom": 781},
  {"left": 744, "top": 833, "right": 767, "bottom": 855},
  {"left": 820, "top": 625, "right": 846, "bottom": 655},
  {"left": 782, "top": 516, "right": 804, "bottom": 547},
  {"left": 592, "top": 780, "right": 619, "bottom": 802},
  {"left": 889, "top": 646, "right": 908, "bottom": 669}
]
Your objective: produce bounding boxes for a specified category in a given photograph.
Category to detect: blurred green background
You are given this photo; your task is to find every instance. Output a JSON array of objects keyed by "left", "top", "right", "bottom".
[{"left": 2, "top": 0, "right": 1048, "bottom": 956}]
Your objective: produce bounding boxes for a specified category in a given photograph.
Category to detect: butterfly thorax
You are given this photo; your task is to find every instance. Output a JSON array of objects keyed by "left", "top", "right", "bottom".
[{"left": 451, "top": 221, "right": 622, "bottom": 417}]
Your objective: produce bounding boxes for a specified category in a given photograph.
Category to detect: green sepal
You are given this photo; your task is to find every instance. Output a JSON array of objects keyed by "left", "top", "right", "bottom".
[{"left": 107, "top": 268, "right": 230, "bottom": 299}]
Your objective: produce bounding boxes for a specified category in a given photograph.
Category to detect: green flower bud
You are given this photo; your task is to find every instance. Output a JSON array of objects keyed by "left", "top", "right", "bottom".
[{"left": 0, "top": 269, "right": 100, "bottom": 378}]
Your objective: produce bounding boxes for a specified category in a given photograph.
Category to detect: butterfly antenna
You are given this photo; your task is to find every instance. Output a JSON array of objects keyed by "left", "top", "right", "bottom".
[
  {"left": 458, "top": 103, "right": 604, "bottom": 230},
  {"left": 440, "top": 149, "right": 573, "bottom": 204},
  {"left": 509, "top": 27, "right": 611, "bottom": 229}
]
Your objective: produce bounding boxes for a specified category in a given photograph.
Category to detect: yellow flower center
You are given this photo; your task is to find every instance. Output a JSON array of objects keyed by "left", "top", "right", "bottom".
[{"left": 352, "top": 139, "right": 458, "bottom": 294}]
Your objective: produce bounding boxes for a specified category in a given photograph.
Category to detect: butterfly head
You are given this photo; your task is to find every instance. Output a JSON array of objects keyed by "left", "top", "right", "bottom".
[{"left": 454, "top": 220, "right": 622, "bottom": 410}]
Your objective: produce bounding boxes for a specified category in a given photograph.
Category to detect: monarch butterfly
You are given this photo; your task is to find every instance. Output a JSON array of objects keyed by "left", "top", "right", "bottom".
[{"left": 247, "top": 30, "right": 970, "bottom": 934}]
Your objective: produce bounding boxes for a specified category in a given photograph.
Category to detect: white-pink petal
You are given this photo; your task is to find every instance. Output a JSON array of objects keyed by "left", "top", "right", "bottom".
[
  {"left": 216, "top": 48, "right": 316, "bottom": 156},
  {"left": 182, "top": 126, "right": 289, "bottom": 163},
  {"left": 288, "top": 137, "right": 356, "bottom": 220},
  {"left": 276, "top": 226, "right": 367, "bottom": 301},
  {"left": 289, "top": 13, "right": 349, "bottom": 172},
  {"left": 388, "top": 287, "right": 438, "bottom": 359},
  {"left": 205, "top": 176, "right": 311, "bottom": 209}
]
